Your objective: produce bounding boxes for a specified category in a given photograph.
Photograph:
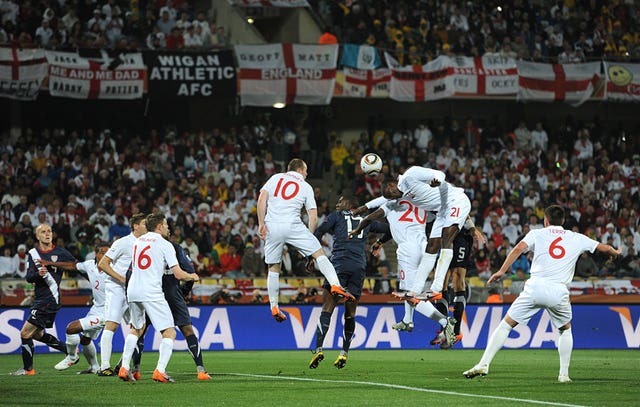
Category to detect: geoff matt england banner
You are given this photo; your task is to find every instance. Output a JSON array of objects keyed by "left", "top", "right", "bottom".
[
  {"left": 604, "top": 62, "right": 640, "bottom": 101},
  {"left": 517, "top": 61, "right": 600, "bottom": 106},
  {"left": 0, "top": 47, "right": 47, "bottom": 100},
  {"left": 452, "top": 55, "right": 518, "bottom": 96},
  {"left": 46, "top": 51, "right": 146, "bottom": 99},
  {"left": 228, "top": 0, "right": 310, "bottom": 6},
  {"left": 145, "top": 50, "right": 236, "bottom": 97},
  {"left": 235, "top": 43, "right": 338, "bottom": 106},
  {"left": 385, "top": 53, "right": 455, "bottom": 102}
]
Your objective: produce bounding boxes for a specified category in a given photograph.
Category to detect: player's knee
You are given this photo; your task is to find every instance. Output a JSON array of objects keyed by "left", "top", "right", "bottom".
[
  {"left": 559, "top": 322, "right": 571, "bottom": 332},
  {"left": 311, "top": 249, "right": 325, "bottom": 259},
  {"left": 180, "top": 325, "right": 194, "bottom": 336},
  {"left": 80, "top": 336, "right": 92, "bottom": 346},
  {"left": 161, "top": 327, "right": 177, "bottom": 340}
]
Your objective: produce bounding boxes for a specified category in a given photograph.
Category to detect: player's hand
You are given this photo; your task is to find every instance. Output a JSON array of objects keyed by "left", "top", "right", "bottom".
[
  {"left": 472, "top": 227, "right": 487, "bottom": 245},
  {"left": 347, "top": 229, "right": 359, "bottom": 240},
  {"left": 305, "top": 257, "right": 315, "bottom": 274},
  {"left": 487, "top": 271, "right": 504, "bottom": 285},
  {"left": 430, "top": 178, "right": 441, "bottom": 187},
  {"left": 192, "top": 274, "right": 200, "bottom": 282},
  {"left": 351, "top": 205, "right": 368, "bottom": 216},
  {"left": 258, "top": 224, "right": 268, "bottom": 240},
  {"left": 371, "top": 241, "right": 382, "bottom": 257}
]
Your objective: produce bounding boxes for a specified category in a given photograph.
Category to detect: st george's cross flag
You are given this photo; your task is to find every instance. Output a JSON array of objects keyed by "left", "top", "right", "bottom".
[
  {"left": 235, "top": 43, "right": 338, "bottom": 106},
  {"left": 451, "top": 54, "right": 518, "bottom": 96},
  {"left": 343, "top": 67, "right": 390, "bottom": 97},
  {"left": 0, "top": 47, "right": 47, "bottom": 100},
  {"left": 385, "top": 53, "right": 455, "bottom": 102}
]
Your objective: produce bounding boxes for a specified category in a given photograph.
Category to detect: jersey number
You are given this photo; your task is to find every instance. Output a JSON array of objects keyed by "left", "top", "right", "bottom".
[
  {"left": 94, "top": 280, "right": 100, "bottom": 290},
  {"left": 398, "top": 200, "right": 427, "bottom": 224},
  {"left": 457, "top": 246, "right": 466, "bottom": 262},
  {"left": 549, "top": 237, "right": 566, "bottom": 259},
  {"left": 133, "top": 245, "right": 152, "bottom": 270},
  {"left": 274, "top": 178, "right": 300, "bottom": 200},
  {"left": 450, "top": 207, "right": 461, "bottom": 217},
  {"left": 344, "top": 215, "right": 364, "bottom": 238}
]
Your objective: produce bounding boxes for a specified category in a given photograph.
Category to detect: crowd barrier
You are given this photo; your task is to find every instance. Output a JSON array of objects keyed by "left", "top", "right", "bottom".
[{"left": 1, "top": 304, "right": 638, "bottom": 354}]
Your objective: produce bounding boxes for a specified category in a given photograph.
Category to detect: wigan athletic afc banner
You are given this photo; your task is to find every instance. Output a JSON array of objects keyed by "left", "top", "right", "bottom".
[{"left": 145, "top": 50, "right": 236, "bottom": 98}]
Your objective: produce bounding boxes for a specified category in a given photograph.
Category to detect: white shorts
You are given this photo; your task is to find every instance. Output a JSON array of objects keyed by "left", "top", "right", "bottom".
[
  {"left": 129, "top": 300, "right": 175, "bottom": 332},
  {"left": 507, "top": 279, "right": 572, "bottom": 329},
  {"left": 397, "top": 240, "right": 426, "bottom": 291},
  {"left": 431, "top": 191, "right": 471, "bottom": 239},
  {"left": 104, "top": 281, "right": 130, "bottom": 324},
  {"left": 264, "top": 221, "right": 321, "bottom": 264},
  {"left": 79, "top": 306, "right": 105, "bottom": 339}
]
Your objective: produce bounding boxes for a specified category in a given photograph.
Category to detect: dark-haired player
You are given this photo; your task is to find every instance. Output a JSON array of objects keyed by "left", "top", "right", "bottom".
[
  {"left": 10, "top": 224, "right": 76, "bottom": 375},
  {"left": 308, "top": 196, "right": 388, "bottom": 369}
]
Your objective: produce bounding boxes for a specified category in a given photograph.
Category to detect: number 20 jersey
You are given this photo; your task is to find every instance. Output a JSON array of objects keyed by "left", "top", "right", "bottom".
[
  {"left": 261, "top": 171, "right": 316, "bottom": 224},
  {"left": 522, "top": 225, "right": 598, "bottom": 286}
]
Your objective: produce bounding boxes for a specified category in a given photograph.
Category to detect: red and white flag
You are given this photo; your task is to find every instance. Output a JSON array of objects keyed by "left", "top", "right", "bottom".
[
  {"left": 46, "top": 51, "right": 146, "bottom": 99},
  {"left": 385, "top": 53, "right": 455, "bottom": 102},
  {"left": 604, "top": 62, "right": 640, "bottom": 101},
  {"left": 517, "top": 61, "right": 600, "bottom": 106},
  {"left": 235, "top": 44, "right": 338, "bottom": 106},
  {"left": 0, "top": 47, "right": 47, "bottom": 100},
  {"left": 343, "top": 68, "right": 390, "bottom": 98},
  {"left": 452, "top": 55, "right": 518, "bottom": 96}
]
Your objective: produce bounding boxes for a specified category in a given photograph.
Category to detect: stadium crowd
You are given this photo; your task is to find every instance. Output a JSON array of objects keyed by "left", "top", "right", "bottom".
[
  {"left": 314, "top": 0, "right": 640, "bottom": 63},
  {"left": 0, "top": 0, "right": 227, "bottom": 50},
  {"left": 0, "top": 111, "right": 639, "bottom": 284}
]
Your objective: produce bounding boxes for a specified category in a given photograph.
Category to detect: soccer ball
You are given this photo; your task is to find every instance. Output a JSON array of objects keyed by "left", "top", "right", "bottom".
[{"left": 360, "top": 153, "right": 383, "bottom": 176}]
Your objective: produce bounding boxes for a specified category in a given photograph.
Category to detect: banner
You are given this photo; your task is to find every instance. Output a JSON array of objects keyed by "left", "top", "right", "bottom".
[
  {"left": 517, "top": 61, "right": 600, "bottom": 106},
  {"left": 452, "top": 55, "right": 518, "bottom": 96},
  {"left": 2, "top": 304, "right": 637, "bottom": 354},
  {"left": 235, "top": 43, "right": 338, "bottom": 106},
  {"left": 342, "top": 68, "right": 390, "bottom": 98},
  {"left": 145, "top": 50, "right": 236, "bottom": 98},
  {"left": 0, "top": 47, "right": 47, "bottom": 100},
  {"left": 604, "top": 62, "right": 640, "bottom": 101},
  {"left": 46, "top": 51, "right": 146, "bottom": 99},
  {"left": 228, "top": 0, "right": 309, "bottom": 6},
  {"left": 385, "top": 53, "right": 455, "bottom": 102},
  {"left": 340, "top": 44, "right": 381, "bottom": 70}
]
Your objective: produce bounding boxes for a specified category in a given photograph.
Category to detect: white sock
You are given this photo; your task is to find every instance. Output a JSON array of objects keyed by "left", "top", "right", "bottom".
[
  {"left": 558, "top": 328, "right": 573, "bottom": 377},
  {"left": 315, "top": 256, "right": 340, "bottom": 287},
  {"left": 157, "top": 337, "right": 174, "bottom": 373},
  {"left": 430, "top": 248, "right": 453, "bottom": 293},
  {"left": 66, "top": 333, "right": 80, "bottom": 357},
  {"left": 410, "top": 253, "right": 438, "bottom": 293},
  {"left": 267, "top": 271, "right": 280, "bottom": 308},
  {"left": 403, "top": 302, "right": 414, "bottom": 324},
  {"left": 415, "top": 301, "right": 445, "bottom": 324},
  {"left": 82, "top": 340, "right": 98, "bottom": 369},
  {"left": 121, "top": 334, "right": 139, "bottom": 370},
  {"left": 479, "top": 320, "right": 513, "bottom": 367},
  {"left": 99, "top": 330, "right": 114, "bottom": 369}
]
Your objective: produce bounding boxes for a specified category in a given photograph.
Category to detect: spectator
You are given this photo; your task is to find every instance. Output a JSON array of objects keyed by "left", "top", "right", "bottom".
[{"left": 220, "top": 244, "right": 243, "bottom": 278}]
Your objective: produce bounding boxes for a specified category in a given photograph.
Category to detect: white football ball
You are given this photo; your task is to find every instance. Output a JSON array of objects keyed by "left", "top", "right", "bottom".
[{"left": 360, "top": 153, "right": 383, "bottom": 176}]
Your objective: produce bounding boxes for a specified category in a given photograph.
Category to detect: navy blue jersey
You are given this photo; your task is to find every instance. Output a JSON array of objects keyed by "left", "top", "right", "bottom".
[
  {"left": 315, "top": 210, "right": 389, "bottom": 270},
  {"left": 163, "top": 242, "right": 196, "bottom": 297},
  {"left": 451, "top": 228, "right": 475, "bottom": 269},
  {"left": 26, "top": 246, "right": 76, "bottom": 311}
]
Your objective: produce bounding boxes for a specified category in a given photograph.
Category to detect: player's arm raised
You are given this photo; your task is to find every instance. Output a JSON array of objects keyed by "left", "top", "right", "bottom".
[
  {"left": 488, "top": 240, "right": 528, "bottom": 285},
  {"left": 257, "top": 189, "right": 269, "bottom": 240},
  {"left": 38, "top": 259, "right": 78, "bottom": 270},
  {"left": 98, "top": 254, "right": 125, "bottom": 284}
]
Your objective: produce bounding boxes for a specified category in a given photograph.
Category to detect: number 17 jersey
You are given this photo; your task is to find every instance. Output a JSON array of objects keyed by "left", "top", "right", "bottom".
[
  {"left": 261, "top": 171, "right": 316, "bottom": 224},
  {"left": 522, "top": 225, "right": 598, "bottom": 286}
]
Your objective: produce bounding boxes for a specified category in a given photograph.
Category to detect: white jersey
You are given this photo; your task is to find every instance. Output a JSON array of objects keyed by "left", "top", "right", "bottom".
[
  {"left": 397, "top": 166, "right": 444, "bottom": 212},
  {"left": 522, "top": 225, "right": 599, "bottom": 286},
  {"left": 261, "top": 171, "right": 316, "bottom": 224},
  {"left": 104, "top": 233, "right": 136, "bottom": 283},
  {"left": 127, "top": 232, "right": 179, "bottom": 302},
  {"left": 76, "top": 259, "right": 107, "bottom": 309},
  {"left": 382, "top": 199, "right": 429, "bottom": 245}
]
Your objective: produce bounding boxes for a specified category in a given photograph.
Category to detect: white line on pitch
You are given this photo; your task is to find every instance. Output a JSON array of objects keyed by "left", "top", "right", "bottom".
[{"left": 224, "top": 373, "right": 588, "bottom": 407}]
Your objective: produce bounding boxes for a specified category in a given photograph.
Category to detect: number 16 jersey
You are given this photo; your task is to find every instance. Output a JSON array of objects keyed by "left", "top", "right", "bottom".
[{"left": 127, "top": 231, "right": 179, "bottom": 302}]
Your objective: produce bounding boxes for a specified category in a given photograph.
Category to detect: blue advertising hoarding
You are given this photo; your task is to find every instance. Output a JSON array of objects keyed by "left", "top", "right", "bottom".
[{"left": 1, "top": 304, "right": 638, "bottom": 354}]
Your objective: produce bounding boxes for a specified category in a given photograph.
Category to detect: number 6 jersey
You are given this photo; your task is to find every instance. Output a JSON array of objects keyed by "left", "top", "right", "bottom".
[{"left": 521, "top": 225, "right": 599, "bottom": 286}]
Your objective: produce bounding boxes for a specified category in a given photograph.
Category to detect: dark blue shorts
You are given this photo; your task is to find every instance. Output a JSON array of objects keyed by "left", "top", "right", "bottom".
[
  {"left": 451, "top": 234, "right": 474, "bottom": 269},
  {"left": 323, "top": 266, "right": 366, "bottom": 299},
  {"left": 27, "top": 306, "right": 58, "bottom": 329},
  {"left": 162, "top": 276, "right": 191, "bottom": 327}
]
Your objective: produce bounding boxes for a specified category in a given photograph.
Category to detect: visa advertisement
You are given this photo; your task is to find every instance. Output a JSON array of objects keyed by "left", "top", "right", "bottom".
[{"left": 1, "top": 305, "right": 638, "bottom": 354}]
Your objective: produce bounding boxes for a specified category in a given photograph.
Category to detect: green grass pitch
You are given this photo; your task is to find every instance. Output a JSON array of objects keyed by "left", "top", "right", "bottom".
[{"left": 0, "top": 349, "right": 638, "bottom": 406}]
